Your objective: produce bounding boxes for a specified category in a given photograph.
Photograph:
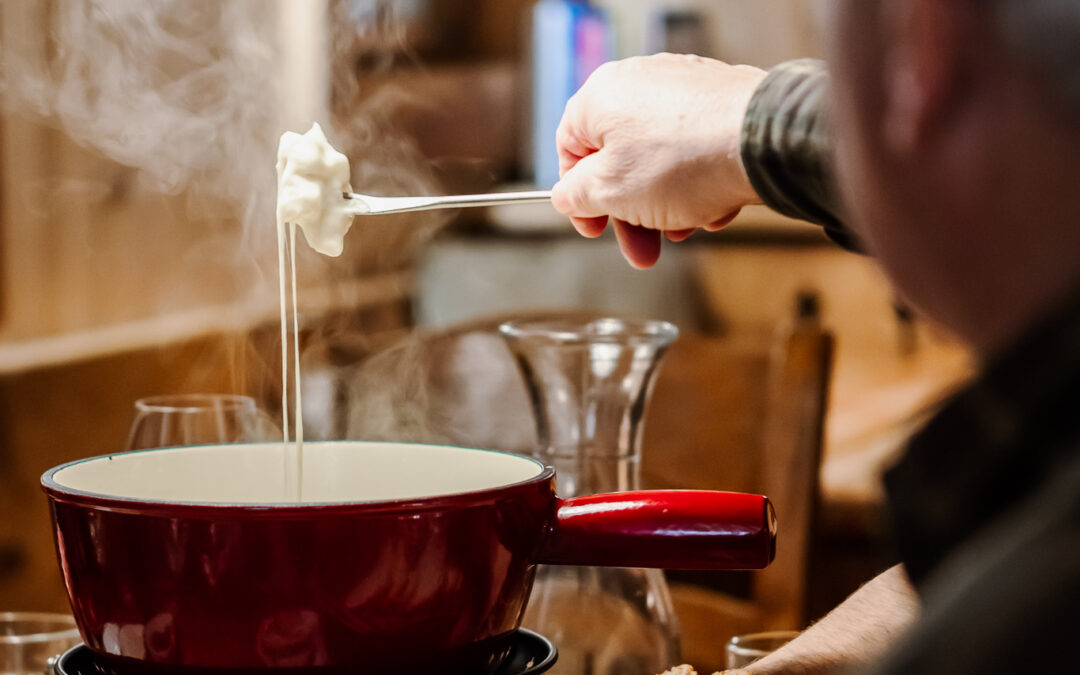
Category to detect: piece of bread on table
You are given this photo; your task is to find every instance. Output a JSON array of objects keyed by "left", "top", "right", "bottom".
[{"left": 658, "top": 666, "right": 730, "bottom": 675}]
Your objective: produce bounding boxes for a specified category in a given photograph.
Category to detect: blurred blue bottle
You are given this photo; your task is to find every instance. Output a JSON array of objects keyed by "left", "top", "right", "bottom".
[{"left": 531, "top": 0, "right": 612, "bottom": 189}]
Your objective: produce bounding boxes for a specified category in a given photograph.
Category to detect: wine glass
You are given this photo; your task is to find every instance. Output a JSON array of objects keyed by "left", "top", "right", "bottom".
[
  {"left": 126, "top": 394, "right": 277, "bottom": 450},
  {"left": 0, "top": 611, "right": 81, "bottom": 674}
]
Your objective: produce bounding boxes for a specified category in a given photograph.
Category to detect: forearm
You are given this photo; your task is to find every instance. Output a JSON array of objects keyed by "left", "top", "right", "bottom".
[
  {"left": 739, "top": 59, "right": 855, "bottom": 250},
  {"left": 735, "top": 565, "right": 919, "bottom": 675}
]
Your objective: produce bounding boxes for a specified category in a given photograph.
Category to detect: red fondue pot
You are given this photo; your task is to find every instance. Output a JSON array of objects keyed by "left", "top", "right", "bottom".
[{"left": 43, "top": 441, "right": 775, "bottom": 674}]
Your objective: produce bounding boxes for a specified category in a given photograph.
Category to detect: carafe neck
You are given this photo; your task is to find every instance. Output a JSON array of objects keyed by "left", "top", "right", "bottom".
[{"left": 501, "top": 317, "right": 677, "bottom": 498}]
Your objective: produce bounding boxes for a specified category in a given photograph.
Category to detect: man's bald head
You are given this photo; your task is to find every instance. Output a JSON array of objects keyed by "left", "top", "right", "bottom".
[{"left": 826, "top": 0, "right": 1080, "bottom": 355}]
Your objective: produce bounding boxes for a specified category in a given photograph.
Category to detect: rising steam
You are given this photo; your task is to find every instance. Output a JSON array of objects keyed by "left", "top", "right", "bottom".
[
  {"left": 0, "top": 0, "right": 445, "bottom": 256},
  {"left": 0, "top": 0, "right": 458, "bottom": 440},
  {"left": 0, "top": 0, "right": 279, "bottom": 218}
]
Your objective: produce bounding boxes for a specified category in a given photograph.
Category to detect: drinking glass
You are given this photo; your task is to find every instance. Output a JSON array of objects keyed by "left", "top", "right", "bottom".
[
  {"left": 726, "top": 630, "right": 799, "bottom": 668},
  {"left": 0, "top": 612, "right": 81, "bottom": 675},
  {"left": 126, "top": 394, "right": 276, "bottom": 450}
]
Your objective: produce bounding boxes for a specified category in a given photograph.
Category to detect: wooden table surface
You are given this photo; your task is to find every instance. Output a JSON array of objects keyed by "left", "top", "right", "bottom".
[{"left": 820, "top": 329, "right": 973, "bottom": 532}]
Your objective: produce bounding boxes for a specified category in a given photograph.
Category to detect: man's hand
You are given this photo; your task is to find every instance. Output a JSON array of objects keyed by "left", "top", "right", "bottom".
[{"left": 552, "top": 53, "right": 767, "bottom": 268}]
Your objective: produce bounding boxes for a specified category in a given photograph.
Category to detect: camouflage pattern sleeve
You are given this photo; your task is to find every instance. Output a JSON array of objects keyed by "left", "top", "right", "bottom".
[{"left": 739, "top": 59, "right": 858, "bottom": 250}]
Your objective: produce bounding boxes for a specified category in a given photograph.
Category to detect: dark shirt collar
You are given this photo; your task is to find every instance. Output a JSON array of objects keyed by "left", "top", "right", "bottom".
[{"left": 883, "top": 287, "right": 1080, "bottom": 587}]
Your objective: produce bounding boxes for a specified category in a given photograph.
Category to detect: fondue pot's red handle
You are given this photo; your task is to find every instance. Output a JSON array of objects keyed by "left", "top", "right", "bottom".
[{"left": 537, "top": 490, "right": 776, "bottom": 570}]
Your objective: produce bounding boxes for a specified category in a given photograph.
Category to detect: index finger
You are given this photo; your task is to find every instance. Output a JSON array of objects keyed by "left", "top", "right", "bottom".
[{"left": 556, "top": 95, "right": 597, "bottom": 176}]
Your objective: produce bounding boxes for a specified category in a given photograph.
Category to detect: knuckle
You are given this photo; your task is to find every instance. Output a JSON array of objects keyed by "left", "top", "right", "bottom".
[{"left": 592, "top": 60, "right": 617, "bottom": 79}]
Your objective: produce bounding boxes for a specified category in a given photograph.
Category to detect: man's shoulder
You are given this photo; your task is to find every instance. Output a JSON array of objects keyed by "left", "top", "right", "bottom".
[{"left": 873, "top": 448, "right": 1080, "bottom": 673}]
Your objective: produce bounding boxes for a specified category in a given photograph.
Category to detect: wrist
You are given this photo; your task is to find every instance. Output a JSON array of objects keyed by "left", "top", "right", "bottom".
[
  {"left": 733, "top": 67, "right": 769, "bottom": 206},
  {"left": 696, "top": 63, "right": 766, "bottom": 209},
  {"left": 734, "top": 142, "right": 764, "bottom": 206}
]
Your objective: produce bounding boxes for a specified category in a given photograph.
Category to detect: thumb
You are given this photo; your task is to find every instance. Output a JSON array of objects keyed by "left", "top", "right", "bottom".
[{"left": 551, "top": 151, "right": 611, "bottom": 219}]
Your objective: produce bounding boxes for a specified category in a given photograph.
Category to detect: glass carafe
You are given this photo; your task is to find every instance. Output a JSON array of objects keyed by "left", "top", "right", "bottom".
[{"left": 500, "top": 317, "right": 681, "bottom": 675}]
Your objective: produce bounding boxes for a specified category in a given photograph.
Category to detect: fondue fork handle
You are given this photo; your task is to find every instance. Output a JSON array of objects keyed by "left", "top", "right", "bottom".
[
  {"left": 344, "top": 190, "right": 553, "bottom": 216},
  {"left": 538, "top": 490, "right": 777, "bottom": 571}
]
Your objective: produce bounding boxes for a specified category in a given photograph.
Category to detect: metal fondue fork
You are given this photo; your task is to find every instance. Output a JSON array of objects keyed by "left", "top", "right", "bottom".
[{"left": 343, "top": 189, "right": 552, "bottom": 216}]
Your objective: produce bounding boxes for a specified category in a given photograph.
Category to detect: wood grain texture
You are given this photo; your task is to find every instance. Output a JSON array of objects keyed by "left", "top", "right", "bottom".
[
  {"left": 642, "top": 324, "right": 833, "bottom": 673},
  {"left": 0, "top": 334, "right": 242, "bottom": 611}
]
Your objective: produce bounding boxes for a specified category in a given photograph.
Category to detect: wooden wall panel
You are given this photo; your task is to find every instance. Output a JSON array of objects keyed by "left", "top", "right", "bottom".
[{"left": 0, "top": 333, "right": 249, "bottom": 611}]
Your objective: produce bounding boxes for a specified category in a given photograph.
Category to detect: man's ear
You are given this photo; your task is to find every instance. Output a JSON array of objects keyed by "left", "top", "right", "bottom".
[{"left": 882, "top": 0, "right": 968, "bottom": 154}]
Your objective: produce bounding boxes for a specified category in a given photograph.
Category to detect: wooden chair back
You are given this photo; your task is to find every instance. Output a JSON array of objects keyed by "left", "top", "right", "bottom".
[{"left": 642, "top": 319, "right": 833, "bottom": 672}]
